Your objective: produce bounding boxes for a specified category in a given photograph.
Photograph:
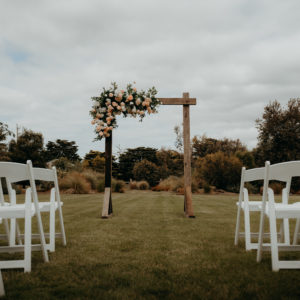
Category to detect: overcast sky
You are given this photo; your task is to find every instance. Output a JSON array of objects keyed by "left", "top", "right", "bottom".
[{"left": 1, "top": 0, "right": 300, "bottom": 157}]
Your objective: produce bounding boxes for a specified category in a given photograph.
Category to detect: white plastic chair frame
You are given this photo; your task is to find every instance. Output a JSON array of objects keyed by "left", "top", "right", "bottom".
[
  {"left": 234, "top": 165, "right": 290, "bottom": 250},
  {"left": 257, "top": 161, "right": 300, "bottom": 271},
  {"left": 235, "top": 166, "right": 265, "bottom": 250},
  {"left": 27, "top": 166, "right": 66, "bottom": 252},
  {"left": 0, "top": 162, "right": 38, "bottom": 296},
  {"left": 2, "top": 161, "right": 49, "bottom": 263}
]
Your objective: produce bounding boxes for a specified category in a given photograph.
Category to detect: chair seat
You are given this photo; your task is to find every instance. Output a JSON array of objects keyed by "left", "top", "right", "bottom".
[
  {"left": 236, "top": 201, "right": 262, "bottom": 211},
  {"left": 0, "top": 206, "right": 35, "bottom": 219},
  {"left": 263, "top": 203, "right": 300, "bottom": 218},
  {"left": 1, "top": 202, "right": 63, "bottom": 213}
]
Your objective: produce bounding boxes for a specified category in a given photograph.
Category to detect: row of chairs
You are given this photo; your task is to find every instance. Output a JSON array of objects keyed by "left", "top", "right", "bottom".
[
  {"left": 235, "top": 160, "right": 300, "bottom": 271},
  {"left": 0, "top": 161, "right": 66, "bottom": 296}
]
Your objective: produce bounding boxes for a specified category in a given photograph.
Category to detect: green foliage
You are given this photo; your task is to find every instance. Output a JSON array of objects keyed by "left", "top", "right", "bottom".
[
  {"left": 97, "top": 181, "right": 105, "bottom": 192},
  {"left": 82, "top": 169, "right": 104, "bottom": 190},
  {"left": 174, "top": 125, "right": 183, "bottom": 152},
  {"left": 45, "top": 139, "right": 80, "bottom": 162},
  {"left": 118, "top": 147, "right": 158, "bottom": 181},
  {"left": 0, "top": 122, "right": 14, "bottom": 161},
  {"left": 52, "top": 157, "right": 75, "bottom": 171},
  {"left": 112, "top": 179, "right": 126, "bottom": 193},
  {"left": 83, "top": 150, "right": 118, "bottom": 176},
  {"left": 137, "top": 180, "right": 149, "bottom": 190},
  {"left": 255, "top": 98, "right": 300, "bottom": 164},
  {"left": 59, "top": 171, "right": 91, "bottom": 194},
  {"left": 156, "top": 148, "right": 184, "bottom": 178},
  {"left": 8, "top": 129, "right": 46, "bottom": 167},
  {"left": 235, "top": 151, "right": 256, "bottom": 169},
  {"left": 192, "top": 135, "right": 247, "bottom": 158},
  {"left": 203, "top": 182, "right": 211, "bottom": 194},
  {"left": 133, "top": 159, "right": 160, "bottom": 187},
  {"left": 195, "top": 151, "right": 243, "bottom": 192}
]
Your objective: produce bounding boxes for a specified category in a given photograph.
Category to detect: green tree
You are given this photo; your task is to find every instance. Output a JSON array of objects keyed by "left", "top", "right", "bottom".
[
  {"left": 195, "top": 152, "right": 243, "bottom": 192},
  {"left": 192, "top": 135, "right": 247, "bottom": 158},
  {"left": 118, "top": 147, "right": 158, "bottom": 181},
  {"left": 0, "top": 122, "right": 14, "bottom": 161},
  {"left": 255, "top": 99, "right": 300, "bottom": 165},
  {"left": 83, "top": 150, "right": 117, "bottom": 175},
  {"left": 133, "top": 159, "right": 160, "bottom": 187},
  {"left": 45, "top": 139, "right": 80, "bottom": 162},
  {"left": 235, "top": 151, "right": 256, "bottom": 169},
  {"left": 9, "top": 129, "right": 45, "bottom": 167},
  {"left": 156, "top": 148, "right": 184, "bottom": 178}
]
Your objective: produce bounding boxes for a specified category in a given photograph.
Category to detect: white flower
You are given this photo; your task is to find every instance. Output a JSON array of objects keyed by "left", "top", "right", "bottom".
[
  {"left": 132, "top": 107, "right": 136, "bottom": 113},
  {"left": 122, "top": 106, "right": 126, "bottom": 112}
]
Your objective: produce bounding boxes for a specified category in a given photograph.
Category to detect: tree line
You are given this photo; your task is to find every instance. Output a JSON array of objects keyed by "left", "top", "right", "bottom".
[{"left": 1, "top": 98, "right": 300, "bottom": 192}]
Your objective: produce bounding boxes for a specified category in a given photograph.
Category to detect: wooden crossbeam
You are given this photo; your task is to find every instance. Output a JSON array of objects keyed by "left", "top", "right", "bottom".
[{"left": 159, "top": 98, "right": 196, "bottom": 105}]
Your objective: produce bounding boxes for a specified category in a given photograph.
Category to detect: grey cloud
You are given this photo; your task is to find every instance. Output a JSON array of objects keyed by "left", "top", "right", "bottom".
[{"left": 1, "top": 0, "right": 300, "bottom": 156}]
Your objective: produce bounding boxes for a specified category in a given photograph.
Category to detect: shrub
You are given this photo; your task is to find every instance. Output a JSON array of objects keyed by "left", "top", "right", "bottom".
[
  {"left": 137, "top": 181, "right": 149, "bottom": 190},
  {"left": 195, "top": 152, "right": 243, "bottom": 192},
  {"left": 82, "top": 169, "right": 104, "bottom": 190},
  {"left": 269, "top": 181, "right": 284, "bottom": 195},
  {"left": 59, "top": 171, "right": 91, "bottom": 194},
  {"left": 203, "top": 183, "right": 211, "bottom": 194},
  {"left": 97, "top": 181, "right": 105, "bottom": 192},
  {"left": 133, "top": 159, "right": 160, "bottom": 187},
  {"left": 129, "top": 181, "right": 138, "bottom": 190},
  {"left": 112, "top": 179, "right": 126, "bottom": 193}
]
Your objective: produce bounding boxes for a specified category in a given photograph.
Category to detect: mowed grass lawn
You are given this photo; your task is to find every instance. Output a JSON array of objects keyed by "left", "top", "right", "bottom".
[{"left": 2, "top": 191, "right": 300, "bottom": 299}]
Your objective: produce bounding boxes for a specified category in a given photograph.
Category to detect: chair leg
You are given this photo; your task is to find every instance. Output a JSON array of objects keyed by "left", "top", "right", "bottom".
[
  {"left": 293, "top": 218, "right": 300, "bottom": 245},
  {"left": 257, "top": 212, "right": 265, "bottom": 263},
  {"left": 9, "top": 218, "right": 16, "bottom": 247},
  {"left": 269, "top": 209, "right": 279, "bottom": 271},
  {"left": 24, "top": 189, "right": 32, "bottom": 273},
  {"left": 49, "top": 195, "right": 55, "bottom": 252},
  {"left": 0, "top": 271, "right": 4, "bottom": 297},
  {"left": 3, "top": 219, "right": 10, "bottom": 242},
  {"left": 283, "top": 218, "right": 290, "bottom": 245},
  {"left": 244, "top": 204, "right": 252, "bottom": 250},
  {"left": 234, "top": 205, "right": 241, "bottom": 246},
  {"left": 58, "top": 206, "right": 66, "bottom": 246},
  {"left": 16, "top": 221, "right": 23, "bottom": 246}
]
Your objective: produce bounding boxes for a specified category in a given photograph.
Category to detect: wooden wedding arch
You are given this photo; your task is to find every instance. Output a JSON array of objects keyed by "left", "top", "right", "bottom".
[{"left": 102, "top": 92, "right": 196, "bottom": 218}]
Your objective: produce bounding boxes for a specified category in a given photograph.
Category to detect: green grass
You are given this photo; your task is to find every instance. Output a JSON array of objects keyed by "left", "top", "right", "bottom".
[{"left": 2, "top": 191, "right": 300, "bottom": 299}]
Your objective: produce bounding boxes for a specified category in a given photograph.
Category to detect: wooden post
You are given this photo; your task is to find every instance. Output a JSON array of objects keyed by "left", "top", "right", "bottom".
[
  {"left": 102, "top": 132, "right": 113, "bottom": 218},
  {"left": 182, "top": 93, "right": 195, "bottom": 218},
  {"left": 159, "top": 93, "right": 196, "bottom": 218}
]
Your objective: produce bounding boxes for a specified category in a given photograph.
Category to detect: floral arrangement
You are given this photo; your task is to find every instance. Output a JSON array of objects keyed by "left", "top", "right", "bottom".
[{"left": 90, "top": 82, "right": 160, "bottom": 139}]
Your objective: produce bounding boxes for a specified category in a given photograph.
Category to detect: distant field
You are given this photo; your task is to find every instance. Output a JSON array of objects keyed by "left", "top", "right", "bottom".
[{"left": 1, "top": 191, "right": 300, "bottom": 299}]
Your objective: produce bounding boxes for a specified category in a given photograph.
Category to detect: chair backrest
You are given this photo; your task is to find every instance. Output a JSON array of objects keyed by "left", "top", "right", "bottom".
[
  {"left": 261, "top": 160, "right": 300, "bottom": 207},
  {"left": 33, "top": 167, "right": 55, "bottom": 182},
  {"left": 0, "top": 162, "right": 31, "bottom": 197},
  {"left": 238, "top": 166, "right": 265, "bottom": 202},
  {"left": 243, "top": 167, "right": 265, "bottom": 183},
  {"left": 32, "top": 166, "right": 62, "bottom": 205}
]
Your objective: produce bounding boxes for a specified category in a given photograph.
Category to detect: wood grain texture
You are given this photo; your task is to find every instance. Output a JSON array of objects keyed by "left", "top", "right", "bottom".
[
  {"left": 182, "top": 93, "right": 195, "bottom": 217},
  {"left": 159, "top": 98, "right": 196, "bottom": 105}
]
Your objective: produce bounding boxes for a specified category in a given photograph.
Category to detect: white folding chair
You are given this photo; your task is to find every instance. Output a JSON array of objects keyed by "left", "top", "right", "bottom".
[
  {"left": 234, "top": 166, "right": 266, "bottom": 250},
  {"left": 257, "top": 161, "right": 300, "bottom": 271},
  {"left": 29, "top": 166, "right": 66, "bottom": 252},
  {"left": 2, "top": 161, "right": 49, "bottom": 263},
  {"left": 0, "top": 162, "right": 38, "bottom": 296},
  {"left": 235, "top": 164, "right": 291, "bottom": 251}
]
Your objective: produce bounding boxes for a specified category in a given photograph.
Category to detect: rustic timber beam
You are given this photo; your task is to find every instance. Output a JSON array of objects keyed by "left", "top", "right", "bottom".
[{"left": 158, "top": 98, "right": 196, "bottom": 105}]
